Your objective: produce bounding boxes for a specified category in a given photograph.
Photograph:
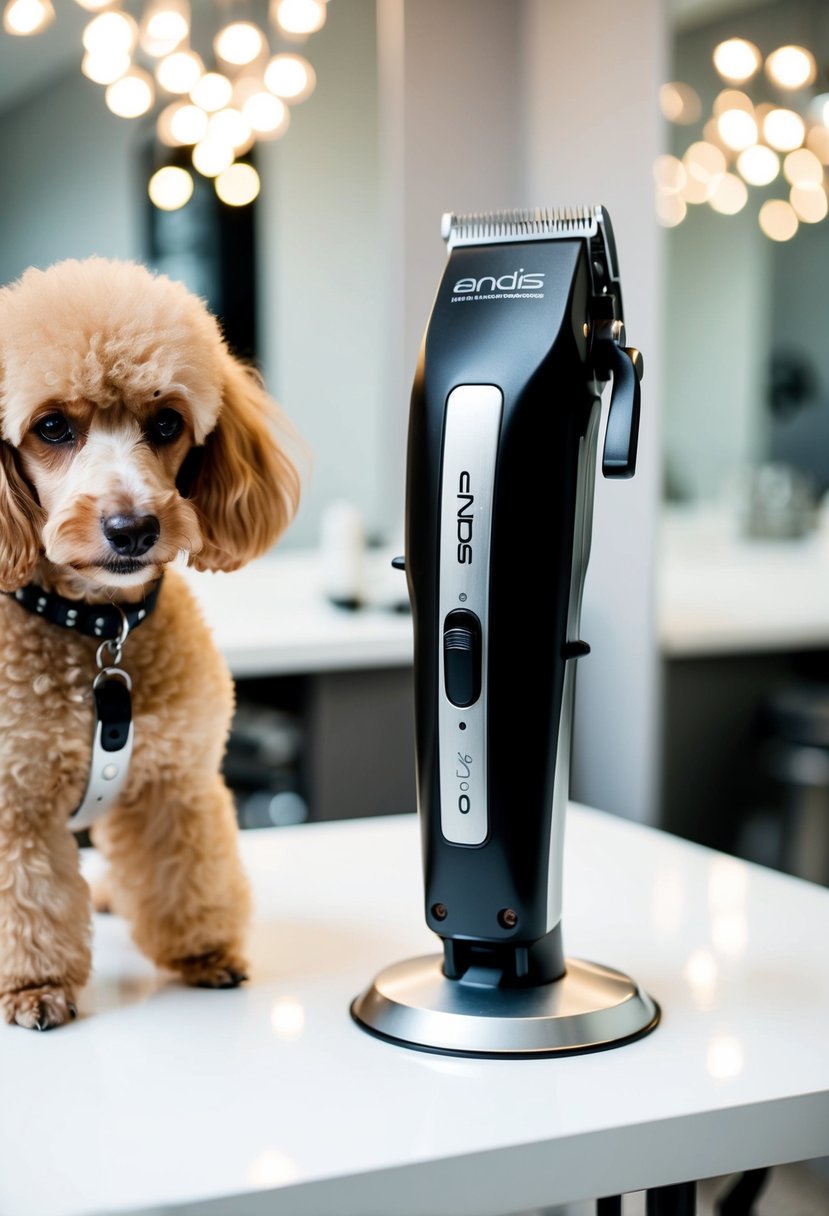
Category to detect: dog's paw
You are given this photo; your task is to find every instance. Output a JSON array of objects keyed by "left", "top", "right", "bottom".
[
  {"left": 176, "top": 949, "right": 249, "bottom": 990},
  {"left": 2, "top": 985, "right": 78, "bottom": 1031}
]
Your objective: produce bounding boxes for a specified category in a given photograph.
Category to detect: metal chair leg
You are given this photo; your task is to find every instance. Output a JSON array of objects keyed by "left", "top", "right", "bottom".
[
  {"left": 596, "top": 1197, "right": 623, "bottom": 1216},
  {"left": 646, "top": 1180, "right": 696, "bottom": 1216},
  {"left": 715, "top": 1168, "right": 771, "bottom": 1216}
]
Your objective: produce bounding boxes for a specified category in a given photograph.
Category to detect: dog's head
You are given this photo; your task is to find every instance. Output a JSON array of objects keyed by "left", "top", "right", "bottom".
[{"left": 0, "top": 257, "right": 301, "bottom": 592}]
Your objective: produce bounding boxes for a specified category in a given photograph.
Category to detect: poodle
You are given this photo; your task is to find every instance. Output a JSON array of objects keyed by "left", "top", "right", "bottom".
[{"left": 0, "top": 257, "right": 301, "bottom": 1030}]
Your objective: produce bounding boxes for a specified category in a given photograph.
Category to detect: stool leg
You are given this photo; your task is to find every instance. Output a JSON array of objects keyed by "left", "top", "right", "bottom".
[
  {"left": 646, "top": 1181, "right": 696, "bottom": 1216},
  {"left": 715, "top": 1168, "right": 770, "bottom": 1216},
  {"left": 596, "top": 1198, "right": 623, "bottom": 1216}
]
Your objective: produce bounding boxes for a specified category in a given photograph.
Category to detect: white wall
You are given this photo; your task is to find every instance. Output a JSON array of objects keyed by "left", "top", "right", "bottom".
[
  {"left": 376, "top": 0, "right": 526, "bottom": 533},
  {"left": 0, "top": 68, "right": 143, "bottom": 286},
  {"left": 256, "top": 0, "right": 385, "bottom": 549},
  {"left": 520, "top": 0, "right": 666, "bottom": 825}
]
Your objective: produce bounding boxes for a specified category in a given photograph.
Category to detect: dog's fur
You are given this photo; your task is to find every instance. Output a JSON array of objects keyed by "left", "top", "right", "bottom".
[{"left": 0, "top": 257, "right": 300, "bottom": 1029}]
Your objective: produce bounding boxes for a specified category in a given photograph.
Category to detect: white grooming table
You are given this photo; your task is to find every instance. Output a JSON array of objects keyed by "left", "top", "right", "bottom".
[{"left": 1, "top": 808, "right": 827, "bottom": 1216}]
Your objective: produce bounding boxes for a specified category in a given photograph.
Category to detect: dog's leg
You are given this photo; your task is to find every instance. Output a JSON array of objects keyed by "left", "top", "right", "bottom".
[
  {"left": 0, "top": 820, "right": 91, "bottom": 1030},
  {"left": 92, "top": 777, "right": 251, "bottom": 988}
]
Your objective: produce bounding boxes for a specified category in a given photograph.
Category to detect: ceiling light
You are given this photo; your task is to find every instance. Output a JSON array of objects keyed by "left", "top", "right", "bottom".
[
  {"left": 190, "top": 71, "right": 233, "bottom": 112},
  {"left": 717, "top": 109, "right": 757, "bottom": 152},
  {"left": 139, "top": 0, "right": 189, "bottom": 58},
  {"left": 708, "top": 173, "right": 748, "bottom": 215},
  {"left": 156, "top": 48, "right": 202, "bottom": 94},
  {"left": 790, "top": 183, "right": 828, "bottom": 224},
  {"left": 684, "top": 141, "right": 727, "bottom": 182},
  {"left": 766, "top": 45, "right": 816, "bottom": 90},
  {"left": 148, "top": 164, "right": 193, "bottom": 210},
  {"left": 105, "top": 67, "right": 155, "bottom": 118},
  {"left": 759, "top": 198, "right": 798, "bottom": 241},
  {"left": 81, "top": 50, "right": 131, "bottom": 85},
  {"left": 1, "top": 0, "right": 327, "bottom": 206},
  {"left": 736, "top": 145, "right": 779, "bottom": 187},
  {"left": 659, "top": 82, "right": 702, "bottom": 126},
  {"left": 264, "top": 53, "right": 315, "bottom": 101},
  {"left": 655, "top": 191, "right": 687, "bottom": 228},
  {"left": 82, "top": 10, "right": 137, "bottom": 54},
  {"left": 192, "top": 138, "right": 234, "bottom": 177},
  {"left": 215, "top": 162, "right": 261, "bottom": 206},
  {"left": 207, "top": 108, "right": 252, "bottom": 151},
  {"left": 163, "top": 101, "right": 208, "bottom": 145},
  {"left": 241, "top": 91, "right": 290, "bottom": 138},
  {"left": 713, "top": 89, "right": 754, "bottom": 117},
  {"left": 273, "top": 0, "right": 326, "bottom": 36},
  {"left": 3, "top": 0, "right": 53, "bottom": 35},
  {"left": 806, "top": 125, "right": 829, "bottom": 165},
  {"left": 214, "top": 20, "right": 264, "bottom": 66},
  {"left": 783, "top": 148, "right": 823, "bottom": 186},
  {"left": 712, "top": 38, "right": 761, "bottom": 84},
  {"left": 652, "top": 154, "right": 687, "bottom": 193},
  {"left": 763, "top": 108, "right": 806, "bottom": 152}
]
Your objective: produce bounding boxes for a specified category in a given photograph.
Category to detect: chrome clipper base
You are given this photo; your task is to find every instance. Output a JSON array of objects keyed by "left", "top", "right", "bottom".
[{"left": 351, "top": 954, "right": 660, "bottom": 1058}]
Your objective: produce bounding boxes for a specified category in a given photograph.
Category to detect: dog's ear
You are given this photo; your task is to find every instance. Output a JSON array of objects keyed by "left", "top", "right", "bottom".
[
  {"left": 0, "top": 442, "right": 43, "bottom": 590},
  {"left": 185, "top": 352, "right": 302, "bottom": 573}
]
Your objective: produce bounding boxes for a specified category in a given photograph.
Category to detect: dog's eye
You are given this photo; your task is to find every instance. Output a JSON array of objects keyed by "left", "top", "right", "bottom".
[
  {"left": 148, "top": 408, "right": 184, "bottom": 444},
  {"left": 35, "top": 413, "right": 74, "bottom": 445}
]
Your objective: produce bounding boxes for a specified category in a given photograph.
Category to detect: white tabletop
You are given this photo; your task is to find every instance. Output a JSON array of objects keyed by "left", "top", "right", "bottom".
[
  {"left": 1, "top": 808, "right": 828, "bottom": 1216},
  {"left": 179, "top": 548, "right": 413, "bottom": 677},
  {"left": 658, "top": 503, "right": 829, "bottom": 657}
]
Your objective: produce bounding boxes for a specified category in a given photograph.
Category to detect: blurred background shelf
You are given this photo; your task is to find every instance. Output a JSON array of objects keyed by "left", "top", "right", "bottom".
[{"left": 181, "top": 549, "right": 415, "bottom": 830}]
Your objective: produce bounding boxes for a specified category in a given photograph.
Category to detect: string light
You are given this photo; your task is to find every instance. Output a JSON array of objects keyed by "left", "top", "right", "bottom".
[
  {"left": 82, "top": 50, "right": 131, "bottom": 85},
  {"left": 148, "top": 165, "right": 193, "bottom": 210},
  {"left": 214, "top": 21, "right": 264, "bottom": 67},
  {"left": 105, "top": 67, "right": 155, "bottom": 118},
  {"left": 190, "top": 71, "right": 233, "bottom": 113},
  {"left": 3, "top": 0, "right": 53, "bottom": 35},
  {"left": 759, "top": 198, "right": 799, "bottom": 241},
  {"left": 82, "top": 10, "right": 137, "bottom": 55},
  {"left": 736, "top": 145, "right": 779, "bottom": 186},
  {"left": 215, "top": 162, "right": 261, "bottom": 206},
  {"left": 139, "top": 0, "right": 189, "bottom": 58},
  {"left": 660, "top": 82, "right": 702, "bottom": 125},
  {"left": 766, "top": 45, "right": 816, "bottom": 90},
  {"left": 662, "top": 33, "right": 829, "bottom": 240},
  {"left": 272, "top": 0, "right": 326, "bottom": 36},
  {"left": 264, "top": 53, "right": 315, "bottom": 102},
  {"left": 0, "top": 0, "right": 327, "bottom": 208},
  {"left": 712, "top": 38, "right": 761, "bottom": 84}
]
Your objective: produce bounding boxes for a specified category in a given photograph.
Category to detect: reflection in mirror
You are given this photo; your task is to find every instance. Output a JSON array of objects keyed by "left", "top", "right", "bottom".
[
  {"left": 0, "top": 0, "right": 383, "bottom": 549},
  {"left": 658, "top": 2, "right": 829, "bottom": 915},
  {"left": 662, "top": 0, "right": 829, "bottom": 538}
]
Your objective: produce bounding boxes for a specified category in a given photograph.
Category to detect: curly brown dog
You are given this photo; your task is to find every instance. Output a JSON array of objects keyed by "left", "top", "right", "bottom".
[{"left": 0, "top": 257, "right": 300, "bottom": 1030}]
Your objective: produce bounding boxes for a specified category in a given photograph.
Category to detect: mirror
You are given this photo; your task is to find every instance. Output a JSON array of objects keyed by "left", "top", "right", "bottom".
[
  {"left": 0, "top": 0, "right": 385, "bottom": 550},
  {"left": 663, "top": 0, "right": 829, "bottom": 530}
]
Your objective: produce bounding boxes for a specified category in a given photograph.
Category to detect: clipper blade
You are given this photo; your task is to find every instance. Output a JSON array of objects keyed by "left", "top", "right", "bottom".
[{"left": 442, "top": 205, "right": 602, "bottom": 249}]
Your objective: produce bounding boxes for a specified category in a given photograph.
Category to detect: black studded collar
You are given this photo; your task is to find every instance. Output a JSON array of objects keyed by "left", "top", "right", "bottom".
[{"left": 5, "top": 577, "right": 163, "bottom": 640}]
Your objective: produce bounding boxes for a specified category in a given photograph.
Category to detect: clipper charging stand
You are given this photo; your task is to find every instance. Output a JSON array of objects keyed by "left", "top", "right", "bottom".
[{"left": 351, "top": 206, "right": 659, "bottom": 1057}]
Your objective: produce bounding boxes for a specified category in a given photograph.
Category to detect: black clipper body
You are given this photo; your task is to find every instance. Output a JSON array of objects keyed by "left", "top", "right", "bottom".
[{"left": 406, "top": 207, "right": 642, "bottom": 987}]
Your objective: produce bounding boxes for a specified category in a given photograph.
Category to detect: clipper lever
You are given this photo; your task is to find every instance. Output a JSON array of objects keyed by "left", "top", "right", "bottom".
[{"left": 593, "top": 319, "right": 643, "bottom": 480}]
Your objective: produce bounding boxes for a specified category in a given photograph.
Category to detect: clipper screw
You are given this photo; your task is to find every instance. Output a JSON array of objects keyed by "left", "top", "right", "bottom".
[
  {"left": 432, "top": 903, "right": 448, "bottom": 921},
  {"left": 498, "top": 908, "right": 518, "bottom": 929}
]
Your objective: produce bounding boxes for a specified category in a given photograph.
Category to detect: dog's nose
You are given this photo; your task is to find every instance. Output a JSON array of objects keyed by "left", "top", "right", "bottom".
[{"left": 102, "top": 514, "right": 160, "bottom": 558}]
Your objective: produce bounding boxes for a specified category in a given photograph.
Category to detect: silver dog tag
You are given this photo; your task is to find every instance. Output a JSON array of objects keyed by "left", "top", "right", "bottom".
[{"left": 70, "top": 667, "right": 133, "bottom": 833}]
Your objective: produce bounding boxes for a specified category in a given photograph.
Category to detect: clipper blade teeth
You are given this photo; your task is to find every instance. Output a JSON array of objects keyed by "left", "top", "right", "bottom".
[{"left": 442, "top": 205, "right": 602, "bottom": 247}]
